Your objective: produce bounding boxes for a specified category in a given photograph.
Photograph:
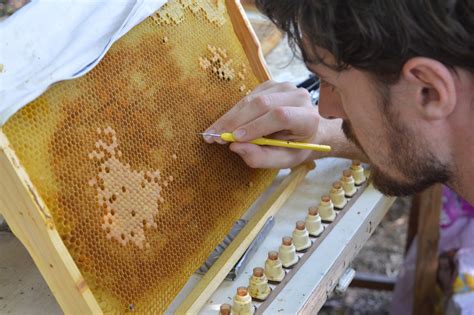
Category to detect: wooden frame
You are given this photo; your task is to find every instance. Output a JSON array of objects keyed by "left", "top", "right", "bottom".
[
  {"left": 0, "top": 1, "right": 312, "bottom": 313},
  {"left": 262, "top": 186, "right": 395, "bottom": 314},
  {"left": 255, "top": 179, "right": 372, "bottom": 313},
  {"left": 225, "top": 0, "right": 271, "bottom": 81}
]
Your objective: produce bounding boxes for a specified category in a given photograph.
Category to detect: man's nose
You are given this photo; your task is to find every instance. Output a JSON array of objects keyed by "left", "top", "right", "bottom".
[{"left": 318, "top": 85, "right": 347, "bottom": 119}]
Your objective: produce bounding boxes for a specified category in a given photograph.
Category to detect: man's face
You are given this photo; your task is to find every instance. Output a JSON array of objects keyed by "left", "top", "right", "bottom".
[
  {"left": 307, "top": 49, "right": 450, "bottom": 196},
  {"left": 340, "top": 111, "right": 450, "bottom": 196}
]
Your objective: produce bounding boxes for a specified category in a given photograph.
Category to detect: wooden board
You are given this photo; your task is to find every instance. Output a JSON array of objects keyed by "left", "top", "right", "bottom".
[
  {"left": 296, "top": 187, "right": 395, "bottom": 314},
  {"left": 256, "top": 179, "right": 372, "bottom": 313},
  {"left": 413, "top": 184, "right": 442, "bottom": 315},
  {"left": 226, "top": 0, "right": 270, "bottom": 81}
]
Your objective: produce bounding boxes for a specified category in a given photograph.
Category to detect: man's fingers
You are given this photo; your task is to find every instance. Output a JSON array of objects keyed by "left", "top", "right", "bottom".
[
  {"left": 233, "top": 106, "right": 320, "bottom": 143},
  {"left": 249, "top": 79, "right": 279, "bottom": 94},
  {"left": 249, "top": 80, "right": 297, "bottom": 95},
  {"left": 203, "top": 81, "right": 283, "bottom": 141},
  {"left": 229, "top": 143, "right": 307, "bottom": 169},
  {"left": 201, "top": 80, "right": 318, "bottom": 169},
  {"left": 251, "top": 81, "right": 301, "bottom": 95},
  {"left": 206, "top": 88, "right": 311, "bottom": 140},
  {"left": 266, "top": 130, "right": 309, "bottom": 141}
]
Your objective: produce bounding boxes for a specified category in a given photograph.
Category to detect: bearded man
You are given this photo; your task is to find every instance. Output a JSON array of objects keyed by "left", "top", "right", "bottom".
[{"left": 204, "top": 0, "right": 473, "bottom": 313}]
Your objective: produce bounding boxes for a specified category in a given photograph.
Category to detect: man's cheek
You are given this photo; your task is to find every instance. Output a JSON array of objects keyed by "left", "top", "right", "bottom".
[
  {"left": 341, "top": 121, "right": 355, "bottom": 142},
  {"left": 341, "top": 120, "right": 367, "bottom": 154}
]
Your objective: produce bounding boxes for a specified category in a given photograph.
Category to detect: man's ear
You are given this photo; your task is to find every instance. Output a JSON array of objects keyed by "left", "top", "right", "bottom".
[{"left": 401, "top": 57, "right": 456, "bottom": 120}]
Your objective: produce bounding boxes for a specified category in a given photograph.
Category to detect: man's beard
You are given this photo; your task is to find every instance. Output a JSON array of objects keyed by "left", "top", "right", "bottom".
[{"left": 341, "top": 117, "right": 451, "bottom": 197}]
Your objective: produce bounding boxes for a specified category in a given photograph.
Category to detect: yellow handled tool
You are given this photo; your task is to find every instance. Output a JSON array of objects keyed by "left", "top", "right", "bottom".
[{"left": 199, "top": 132, "right": 331, "bottom": 152}]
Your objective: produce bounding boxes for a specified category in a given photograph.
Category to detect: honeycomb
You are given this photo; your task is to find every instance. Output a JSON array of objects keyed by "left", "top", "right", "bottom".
[{"left": 2, "top": 0, "right": 277, "bottom": 312}]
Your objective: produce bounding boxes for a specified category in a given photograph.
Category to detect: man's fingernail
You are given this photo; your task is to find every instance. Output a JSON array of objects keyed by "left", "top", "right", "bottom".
[
  {"left": 233, "top": 129, "right": 246, "bottom": 139},
  {"left": 235, "top": 148, "right": 246, "bottom": 156},
  {"left": 216, "top": 138, "right": 227, "bottom": 145},
  {"left": 204, "top": 129, "right": 215, "bottom": 143}
]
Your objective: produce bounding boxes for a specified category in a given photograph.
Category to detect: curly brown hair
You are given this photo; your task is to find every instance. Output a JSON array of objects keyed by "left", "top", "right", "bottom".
[{"left": 256, "top": 0, "right": 474, "bottom": 84}]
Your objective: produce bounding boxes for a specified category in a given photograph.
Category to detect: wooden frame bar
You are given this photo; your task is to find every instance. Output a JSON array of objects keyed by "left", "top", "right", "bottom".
[
  {"left": 261, "top": 186, "right": 395, "bottom": 314},
  {"left": 0, "top": 131, "right": 101, "bottom": 314},
  {"left": 225, "top": 0, "right": 271, "bottom": 81},
  {"left": 256, "top": 179, "right": 372, "bottom": 313},
  {"left": 413, "top": 184, "right": 442, "bottom": 315},
  {"left": 350, "top": 272, "right": 396, "bottom": 291}
]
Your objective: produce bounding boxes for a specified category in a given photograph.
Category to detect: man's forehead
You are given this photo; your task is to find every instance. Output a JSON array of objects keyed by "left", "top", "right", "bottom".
[
  {"left": 300, "top": 38, "right": 338, "bottom": 77},
  {"left": 301, "top": 37, "right": 337, "bottom": 66}
]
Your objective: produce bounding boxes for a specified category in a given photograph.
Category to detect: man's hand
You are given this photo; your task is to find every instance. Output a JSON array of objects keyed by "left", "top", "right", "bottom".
[{"left": 204, "top": 80, "right": 320, "bottom": 169}]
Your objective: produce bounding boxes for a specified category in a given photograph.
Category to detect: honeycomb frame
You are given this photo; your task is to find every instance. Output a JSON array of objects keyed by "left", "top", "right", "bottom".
[{"left": 0, "top": 0, "right": 300, "bottom": 313}]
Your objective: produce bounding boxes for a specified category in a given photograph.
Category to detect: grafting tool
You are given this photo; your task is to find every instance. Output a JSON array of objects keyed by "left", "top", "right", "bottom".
[{"left": 198, "top": 132, "right": 332, "bottom": 152}]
